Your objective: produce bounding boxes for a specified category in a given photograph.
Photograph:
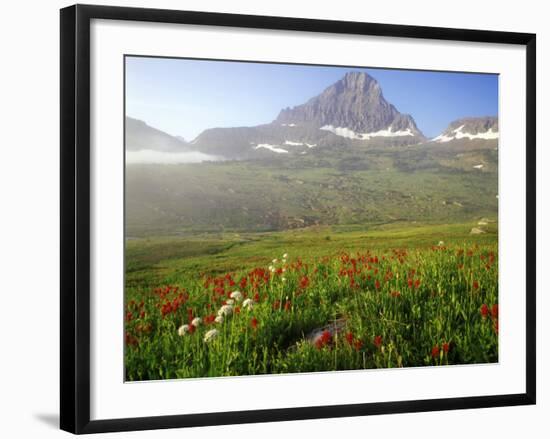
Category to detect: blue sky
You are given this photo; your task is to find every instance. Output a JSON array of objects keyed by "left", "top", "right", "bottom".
[{"left": 125, "top": 56, "right": 498, "bottom": 140}]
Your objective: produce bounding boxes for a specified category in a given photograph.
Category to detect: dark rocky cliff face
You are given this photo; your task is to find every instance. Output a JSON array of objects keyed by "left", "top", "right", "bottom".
[{"left": 275, "top": 71, "right": 422, "bottom": 135}]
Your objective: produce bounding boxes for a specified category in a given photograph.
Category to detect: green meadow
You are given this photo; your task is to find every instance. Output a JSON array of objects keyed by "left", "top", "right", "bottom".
[{"left": 125, "top": 221, "right": 498, "bottom": 380}]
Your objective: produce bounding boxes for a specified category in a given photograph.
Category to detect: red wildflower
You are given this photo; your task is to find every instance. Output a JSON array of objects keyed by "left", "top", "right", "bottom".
[
  {"left": 473, "top": 280, "right": 480, "bottom": 290},
  {"left": 391, "top": 291, "right": 401, "bottom": 298},
  {"left": 414, "top": 279, "right": 421, "bottom": 289},
  {"left": 234, "top": 306, "right": 241, "bottom": 314},
  {"left": 187, "top": 323, "right": 196, "bottom": 334},
  {"left": 284, "top": 301, "right": 291, "bottom": 312},
  {"left": 375, "top": 280, "right": 381, "bottom": 290},
  {"left": 431, "top": 345, "right": 440, "bottom": 358},
  {"left": 345, "top": 332, "right": 354, "bottom": 345},
  {"left": 125, "top": 311, "right": 133, "bottom": 322},
  {"left": 480, "top": 303, "right": 489, "bottom": 318},
  {"left": 442, "top": 342, "right": 450, "bottom": 354},
  {"left": 299, "top": 276, "right": 310, "bottom": 289},
  {"left": 139, "top": 311, "right": 145, "bottom": 319},
  {"left": 353, "top": 339, "right": 363, "bottom": 351},
  {"left": 204, "top": 314, "right": 216, "bottom": 324},
  {"left": 315, "top": 330, "right": 332, "bottom": 349},
  {"left": 160, "top": 302, "right": 172, "bottom": 317},
  {"left": 491, "top": 304, "right": 499, "bottom": 319},
  {"left": 373, "top": 335, "right": 382, "bottom": 348},
  {"left": 251, "top": 317, "right": 258, "bottom": 329},
  {"left": 407, "top": 278, "right": 413, "bottom": 288},
  {"left": 125, "top": 332, "right": 138, "bottom": 347}
]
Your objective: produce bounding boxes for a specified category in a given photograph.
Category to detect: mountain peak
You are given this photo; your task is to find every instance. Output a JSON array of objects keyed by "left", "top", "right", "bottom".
[
  {"left": 432, "top": 116, "right": 498, "bottom": 143},
  {"left": 275, "top": 71, "right": 423, "bottom": 137},
  {"left": 341, "top": 71, "right": 380, "bottom": 93}
]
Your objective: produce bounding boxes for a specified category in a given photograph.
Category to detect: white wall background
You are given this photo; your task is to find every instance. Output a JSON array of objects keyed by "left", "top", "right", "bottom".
[{"left": 0, "top": 0, "right": 546, "bottom": 437}]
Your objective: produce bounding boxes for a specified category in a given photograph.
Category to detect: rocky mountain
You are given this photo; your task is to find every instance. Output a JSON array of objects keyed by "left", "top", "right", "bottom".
[
  {"left": 191, "top": 71, "right": 426, "bottom": 160},
  {"left": 431, "top": 116, "right": 498, "bottom": 144},
  {"left": 125, "top": 116, "right": 188, "bottom": 152},
  {"left": 276, "top": 71, "right": 422, "bottom": 136},
  {"left": 125, "top": 75, "right": 499, "bottom": 166}
]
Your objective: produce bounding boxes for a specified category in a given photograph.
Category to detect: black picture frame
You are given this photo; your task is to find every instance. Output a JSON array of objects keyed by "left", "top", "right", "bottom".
[{"left": 60, "top": 4, "right": 536, "bottom": 434}]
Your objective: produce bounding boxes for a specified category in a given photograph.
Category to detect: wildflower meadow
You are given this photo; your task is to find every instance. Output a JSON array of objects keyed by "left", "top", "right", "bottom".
[{"left": 124, "top": 223, "right": 498, "bottom": 381}]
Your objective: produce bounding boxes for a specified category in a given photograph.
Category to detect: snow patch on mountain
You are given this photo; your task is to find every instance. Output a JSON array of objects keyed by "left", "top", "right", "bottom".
[
  {"left": 320, "top": 125, "right": 360, "bottom": 139},
  {"left": 284, "top": 141, "right": 304, "bottom": 146},
  {"left": 366, "top": 127, "right": 415, "bottom": 139},
  {"left": 432, "top": 125, "right": 499, "bottom": 143},
  {"left": 320, "top": 125, "right": 415, "bottom": 140},
  {"left": 431, "top": 133, "right": 454, "bottom": 143},
  {"left": 254, "top": 144, "right": 289, "bottom": 154}
]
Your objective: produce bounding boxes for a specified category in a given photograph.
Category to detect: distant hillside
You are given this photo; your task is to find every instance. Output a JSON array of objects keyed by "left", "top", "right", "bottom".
[
  {"left": 126, "top": 141, "right": 498, "bottom": 236},
  {"left": 125, "top": 117, "right": 188, "bottom": 152}
]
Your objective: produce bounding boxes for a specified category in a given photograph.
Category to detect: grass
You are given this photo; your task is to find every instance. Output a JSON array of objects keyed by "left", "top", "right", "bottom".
[
  {"left": 124, "top": 221, "right": 498, "bottom": 380},
  {"left": 125, "top": 149, "right": 497, "bottom": 237}
]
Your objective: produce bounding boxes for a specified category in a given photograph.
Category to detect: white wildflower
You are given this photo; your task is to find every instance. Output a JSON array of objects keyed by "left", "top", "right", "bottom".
[
  {"left": 272, "top": 259, "right": 278, "bottom": 264},
  {"left": 214, "top": 315, "right": 224, "bottom": 324},
  {"left": 281, "top": 267, "right": 286, "bottom": 273},
  {"left": 230, "top": 291, "right": 243, "bottom": 302},
  {"left": 218, "top": 304, "right": 233, "bottom": 317},
  {"left": 438, "top": 241, "right": 445, "bottom": 246},
  {"left": 226, "top": 299, "right": 235, "bottom": 305},
  {"left": 283, "top": 253, "right": 288, "bottom": 258},
  {"left": 268, "top": 265, "right": 274, "bottom": 271},
  {"left": 204, "top": 329, "right": 219, "bottom": 342},
  {"left": 242, "top": 298, "right": 254, "bottom": 310},
  {"left": 191, "top": 317, "right": 201, "bottom": 327},
  {"left": 177, "top": 324, "right": 190, "bottom": 336},
  {"left": 282, "top": 277, "right": 286, "bottom": 282}
]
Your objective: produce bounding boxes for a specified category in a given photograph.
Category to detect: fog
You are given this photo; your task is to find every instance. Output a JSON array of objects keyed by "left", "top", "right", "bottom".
[{"left": 126, "top": 149, "right": 221, "bottom": 165}]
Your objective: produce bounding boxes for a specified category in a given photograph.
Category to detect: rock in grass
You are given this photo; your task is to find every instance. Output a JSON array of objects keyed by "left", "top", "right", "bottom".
[{"left": 306, "top": 319, "right": 347, "bottom": 346}]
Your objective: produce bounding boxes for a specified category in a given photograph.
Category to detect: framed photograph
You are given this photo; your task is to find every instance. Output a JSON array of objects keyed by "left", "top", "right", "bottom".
[{"left": 60, "top": 4, "right": 536, "bottom": 434}]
